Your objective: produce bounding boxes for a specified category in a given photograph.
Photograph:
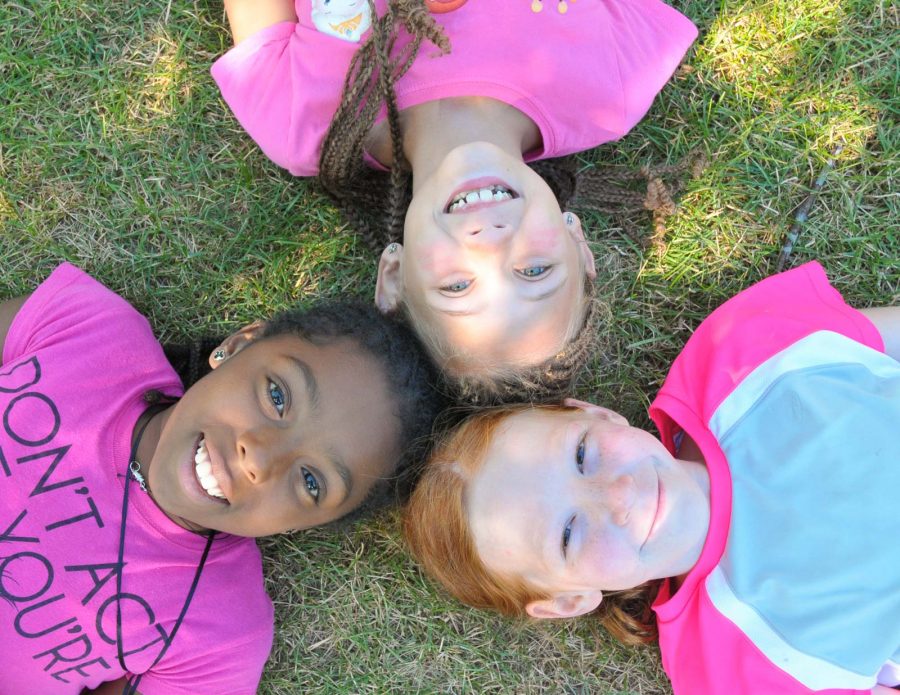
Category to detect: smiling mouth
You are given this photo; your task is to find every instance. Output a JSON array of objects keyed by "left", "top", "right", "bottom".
[
  {"left": 194, "top": 436, "right": 228, "bottom": 503},
  {"left": 445, "top": 184, "right": 517, "bottom": 214},
  {"left": 643, "top": 473, "right": 663, "bottom": 549}
]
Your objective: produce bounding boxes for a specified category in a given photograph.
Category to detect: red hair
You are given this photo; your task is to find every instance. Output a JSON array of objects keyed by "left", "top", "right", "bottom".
[{"left": 403, "top": 405, "right": 662, "bottom": 645}]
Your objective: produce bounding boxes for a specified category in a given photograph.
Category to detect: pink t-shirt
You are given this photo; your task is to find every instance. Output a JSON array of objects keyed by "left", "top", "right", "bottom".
[
  {"left": 212, "top": 0, "right": 698, "bottom": 175},
  {"left": 648, "top": 263, "right": 899, "bottom": 694},
  {"left": 0, "top": 264, "right": 273, "bottom": 694}
]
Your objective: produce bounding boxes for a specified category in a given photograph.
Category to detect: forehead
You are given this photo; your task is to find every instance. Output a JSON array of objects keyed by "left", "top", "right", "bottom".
[{"left": 466, "top": 411, "right": 567, "bottom": 576}]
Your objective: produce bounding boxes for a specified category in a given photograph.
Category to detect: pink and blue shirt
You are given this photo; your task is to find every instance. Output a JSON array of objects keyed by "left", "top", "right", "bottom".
[{"left": 650, "top": 262, "right": 900, "bottom": 694}]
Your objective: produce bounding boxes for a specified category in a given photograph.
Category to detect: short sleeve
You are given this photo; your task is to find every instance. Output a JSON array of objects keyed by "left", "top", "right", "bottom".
[
  {"left": 4, "top": 263, "right": 155, "bottom": 365},
  {"left": 650, "top": 262, "right": 883, "bottom": 439},
  {"left": 212, "top": 21, "right": 304, "bottom": 173},
  {"left": 211, "top": 15, "right": 362, "bottom": 177}
]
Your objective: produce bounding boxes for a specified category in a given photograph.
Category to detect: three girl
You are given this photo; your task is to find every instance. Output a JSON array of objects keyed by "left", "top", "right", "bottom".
[
  {"left": 213, "top": 0, "right": 698, "bottom": 400},
  {"left": 0, "top": 263, "right": 443, "bottom": 694},
  {"left": 405, "top": 263, "right": 900, "bottom": 695}
]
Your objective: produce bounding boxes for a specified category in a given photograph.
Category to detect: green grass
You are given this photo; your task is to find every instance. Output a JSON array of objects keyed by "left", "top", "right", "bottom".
[{"left": 1, "top": 1, "right": 897, "bottom": 692}]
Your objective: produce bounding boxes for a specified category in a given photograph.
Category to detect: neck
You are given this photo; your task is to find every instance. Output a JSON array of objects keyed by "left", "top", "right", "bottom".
[
  {"left": 132, "top": 404, "right": 173, "bottom": 491},
  {"left": 370, "top": 97, "right": 541, "bottom": 187},
  {"left": 131, "top": 404, "right": 207, "bottom": 533}
]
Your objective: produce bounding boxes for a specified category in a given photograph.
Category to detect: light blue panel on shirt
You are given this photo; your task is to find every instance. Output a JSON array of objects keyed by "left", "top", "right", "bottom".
[{"left": 714, "top": 332, "right": 900, "bottom": 681}]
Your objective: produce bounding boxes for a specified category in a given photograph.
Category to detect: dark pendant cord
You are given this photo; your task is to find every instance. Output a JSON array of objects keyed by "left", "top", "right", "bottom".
[{"left": 117, "top": 406, "right": 215, "bottom": 695}]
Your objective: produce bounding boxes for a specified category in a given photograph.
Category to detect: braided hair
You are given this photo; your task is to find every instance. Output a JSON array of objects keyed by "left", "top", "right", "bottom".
[
  {"left": 162, "top": 301, "right": 447, "bottom": 513},
  {"left": 317, "top": 0, "right": 698, "bottom": 403}
]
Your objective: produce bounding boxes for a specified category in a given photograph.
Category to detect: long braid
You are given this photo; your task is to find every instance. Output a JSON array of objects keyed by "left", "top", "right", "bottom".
[{"left": 319, "top": 0, "right": 449, "bottom": 251}]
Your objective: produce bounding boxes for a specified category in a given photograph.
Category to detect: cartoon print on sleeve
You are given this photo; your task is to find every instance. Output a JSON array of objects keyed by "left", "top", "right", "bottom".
[{"left": 311, "top": 0, "right": 372, "bottom": 42}]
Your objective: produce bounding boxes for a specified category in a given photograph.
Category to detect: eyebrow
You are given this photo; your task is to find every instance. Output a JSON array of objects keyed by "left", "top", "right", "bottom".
[
  {"left": 287, "top": 356, "right": 353, "bottom": 503},
  {"left": 288, "top": 356, "right": 320, "bottom": 410},
  {"left": 331, "top": 455, "right": 353, "bottom": 504}
]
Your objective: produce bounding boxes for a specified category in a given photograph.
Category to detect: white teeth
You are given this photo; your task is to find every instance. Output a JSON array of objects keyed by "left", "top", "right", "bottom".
[
  {"left": 447, "top": 185, "right": 514, "bottom": 213},
  {"left": 194, "top": 437, "right": 226, "bottom": 500}
]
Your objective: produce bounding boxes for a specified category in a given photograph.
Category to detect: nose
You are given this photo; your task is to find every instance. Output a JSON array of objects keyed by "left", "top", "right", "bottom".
[
  {"left": 576, "top": 472, "right": 637, "bottom": 527},
  {"left": 447, "top": 207, "right": 518, "bottom": 247},
  {"left": 237, "top": 427, "right": 291, "bottom": 484}
]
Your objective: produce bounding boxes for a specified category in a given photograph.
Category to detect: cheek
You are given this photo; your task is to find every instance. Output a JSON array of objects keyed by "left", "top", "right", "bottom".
[
  {"left": 582, "top": 531, "right": 637, "bottom": 584},
  {"left": 520, "top": 223, "right": 568, "bottom": 258},
  {"left": 407, "top": 239, "right": 464, "bottom": 279}
]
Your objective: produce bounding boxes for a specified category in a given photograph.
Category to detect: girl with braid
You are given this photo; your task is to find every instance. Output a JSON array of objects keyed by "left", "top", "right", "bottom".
[
  {"left": 213, "top": 0, "right": 698, "bottom": 402},
  {"left": 0, "top": 263, "right": 444, "bottom": 695},
  {"left": 405, "top": 263, "right": 900, "bottom": 695}
]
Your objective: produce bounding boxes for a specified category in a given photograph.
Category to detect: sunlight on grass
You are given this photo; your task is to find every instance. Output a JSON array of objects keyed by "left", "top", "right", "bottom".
[
  {"left": 0, "top": 192, "right": 14, "bottom": 223},
  {"left": 125, "top": 32, "right": 192, "bottom": 124},
  {"left": 705, "top": 0, "right": 844, "bottom": 101}
]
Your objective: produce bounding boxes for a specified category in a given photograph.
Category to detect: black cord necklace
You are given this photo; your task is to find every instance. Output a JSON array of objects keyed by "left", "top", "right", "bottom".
[{"left": 116, "top": 406, "right": 215, "bottom": 695}]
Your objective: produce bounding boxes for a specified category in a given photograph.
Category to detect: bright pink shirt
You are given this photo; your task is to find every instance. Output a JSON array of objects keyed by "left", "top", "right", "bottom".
[
  {"left": 0, "top": 264, "right": 273, "bottom": 694},
  {"left": 212, "top": 0, "right": 698, "bottom": 175}
]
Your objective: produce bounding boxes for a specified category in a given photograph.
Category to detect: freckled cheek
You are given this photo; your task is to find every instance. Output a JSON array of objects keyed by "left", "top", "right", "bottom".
[
  {"left": 411, "top": 240, "right": 465, "bottom": 278},
  {"left": 521, "top": 227, "right": 568, "bottom": 258},
  {"left": 582, "top": 530, "right": 629, "bottom": 575}
]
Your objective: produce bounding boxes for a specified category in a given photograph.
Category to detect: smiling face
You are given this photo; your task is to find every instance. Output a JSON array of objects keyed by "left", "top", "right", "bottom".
[
  {"left": 144, "top": 333, "right": 400, "bottom": 537},
  {"left": 376, "top": 143, "right": 596, "bottom": 374},
  {"left": 465, "top": 404, "right": 710, "bottom": 617}
]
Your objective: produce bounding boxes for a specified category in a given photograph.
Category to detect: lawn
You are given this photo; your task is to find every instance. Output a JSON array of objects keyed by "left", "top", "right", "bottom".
[{"left": 1, "top": 1, "right": 896, "bottom": 693}]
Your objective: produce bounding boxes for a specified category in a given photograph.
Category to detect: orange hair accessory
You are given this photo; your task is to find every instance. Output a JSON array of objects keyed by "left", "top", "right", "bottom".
[{"left": 425, "top": 0, "right": 468, "bottom": 13}]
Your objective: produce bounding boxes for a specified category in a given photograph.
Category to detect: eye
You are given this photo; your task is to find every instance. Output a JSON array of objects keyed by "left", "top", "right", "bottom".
[
  {"left": 440, "top": 278, "right": 472, "bottom": 294},
  {"left": 575, "top": 434, "right": 586, "bottom": 473},
  {"left": 518, "top": 265, "right": 552, "bottom": 279},
  {"left": 268, "top": 380, "right": 286, "bottom": 416},
  {"left": 301, "top": 467, "right": 320, "bottom": 502},
  {"left": 562, "top": 515, "right": 575, "bottom": 557}
]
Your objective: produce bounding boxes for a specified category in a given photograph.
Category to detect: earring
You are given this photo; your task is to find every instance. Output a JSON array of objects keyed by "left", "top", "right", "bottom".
[
  {"left": 565, "top": 213, "right": 575, "bottom": 226},
  {"left": 387, "top": 243, "right": 399, "bottom": 254},
  {"left": 213, "top": 349, "right": 226, "bottom": 361}
]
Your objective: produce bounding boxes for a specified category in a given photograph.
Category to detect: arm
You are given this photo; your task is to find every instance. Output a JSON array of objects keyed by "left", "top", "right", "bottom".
[
  {"left": 223, "top": 0, "right": 297, "bottom": 45},
  {"left": 859, "top": 306, "right": 900, "bottom": 362},
  {"left": 0, "top": 295, "right": 28, "bottom": 362}
]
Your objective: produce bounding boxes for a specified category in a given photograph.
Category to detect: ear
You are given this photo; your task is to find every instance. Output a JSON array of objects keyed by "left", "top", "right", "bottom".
[
  {"left": 374, "top": 243, "right": 405, "bottom": 314},
  {"left": 208, "top": 320, "right": 266, "bottom": 369},
  {"left": 525, "top": 590, "right": 603, "bottom": 620},
  {"left": 562, "top": 398, "right": 629, "bottom": 426},
  {"left": 564, "top": 212, "right": 597, "bottom": 280}
]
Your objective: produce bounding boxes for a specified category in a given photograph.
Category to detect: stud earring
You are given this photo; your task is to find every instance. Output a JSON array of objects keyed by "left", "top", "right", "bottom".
[
  {"left": 387, "top": 243, "right": 399, "bottom": 254},
  {"left": 565, "top": 213, "right": 575, "bottom": 226},
  {"left": 213, "top": 349, "right": 226, "bottom": 361}
]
